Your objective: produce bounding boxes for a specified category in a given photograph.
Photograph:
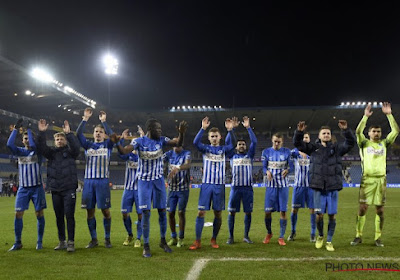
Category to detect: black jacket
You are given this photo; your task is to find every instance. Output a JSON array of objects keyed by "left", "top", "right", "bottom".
[
  {"left": 37, "top": 131, "right": 81, "bottom": 192},
  {"left": 293, "top": 129, "right": 355, "bottom": 191}
]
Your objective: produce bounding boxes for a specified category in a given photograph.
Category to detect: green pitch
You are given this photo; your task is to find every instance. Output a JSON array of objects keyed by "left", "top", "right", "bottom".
[{"left": 1, "top": 188, "right": 400, "bottom": 280}]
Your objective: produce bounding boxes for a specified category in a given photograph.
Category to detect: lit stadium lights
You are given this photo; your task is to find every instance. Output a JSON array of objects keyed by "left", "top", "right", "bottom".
[
  {"left": 58, "top": 104, "right": 62, "bottom": 108},
  {"left": 31, "top": 93, "right": 35, "bottom": 96},
  {"left": 169, "top": 105, "right": 225, "bottom": 112},
  {"left": 25, "top": 90, "right": 31, "bottom": 95},
  {"left": 14, "top": 93, "right": 18, "bottom": 96},
  {"left": 119, "top": 120, "right": 122, "bottom": 124},
  {"left": 339, "top": 101, "right": 383, "bottom": 109},
  {"left": 103, "top": 54, "right": 119, "bottom": 75},
  {"left": 67, "top": 109, "right": 71, "bottom": 112},
  {"left": 31, "top": 67, "right": 54, "bottom": 83}
]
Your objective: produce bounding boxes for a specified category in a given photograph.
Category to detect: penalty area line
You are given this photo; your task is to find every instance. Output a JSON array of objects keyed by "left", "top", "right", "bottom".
[{"left": 185, "top": 257, "right": 400, "bottom": 280}]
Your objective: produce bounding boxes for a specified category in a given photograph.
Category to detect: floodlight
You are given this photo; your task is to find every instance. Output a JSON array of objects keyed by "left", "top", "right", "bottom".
[
  {"left": 31, "top": 67, "right": 54, "bottom": 83},
  {"left": 103, "top": 54, "right": 119, "bottom": 75},
  {"left": 25, "top": 90, "right": 31, "bottom": 95}
]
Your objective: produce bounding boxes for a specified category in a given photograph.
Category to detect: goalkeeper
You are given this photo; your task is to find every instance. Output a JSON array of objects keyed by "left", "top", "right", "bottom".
[{"left": 351, "top": 102, "right": 399, "bottom": 247}]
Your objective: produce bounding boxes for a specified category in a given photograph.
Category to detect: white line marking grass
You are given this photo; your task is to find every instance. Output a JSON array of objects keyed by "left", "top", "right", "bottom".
[{"left": 185, "top": 257, "right": 400, "bottom": 280}]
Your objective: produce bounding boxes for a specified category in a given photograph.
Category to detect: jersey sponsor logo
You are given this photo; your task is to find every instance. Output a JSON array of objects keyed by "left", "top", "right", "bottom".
[
  {"left": 268, "top": 161, "right": 287, "bottom": 169},
  {"left": 86, "top": 148, "right": 108, "bottom": 156},
  {"left": 204, "top": 153, "right": 225, "bottom": 162},
  {"left": 127, "top": 161, "right": 139, "bottom": 169},
  {"left": 165, "top": 137, "right": 171, "bottom": 142},
  {"left": 139, "top": 149, "right": 163, "bottom": 160},
  {"left": 366, "top": 147, "right": 384, "bottom": 156},
  {"left": 18, "top": 155, "right": 38, "bottom": 164},
  {"left": 232, "top": 158, "right": 252, "bottom": 166},
  {"left": 297, "top": 158, "right": 310, "bottom": 166}
]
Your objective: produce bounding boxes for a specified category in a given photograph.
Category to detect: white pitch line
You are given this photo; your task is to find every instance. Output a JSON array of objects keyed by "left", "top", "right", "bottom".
[
  {"left": 219, "top": 257, "right": 400, "bottom": 262},
  {"left": 185, "top": 257, "right": 400, "bottom": 280},
  {"left": 185, "top": 258, "right": 210, "bottom": 280}
]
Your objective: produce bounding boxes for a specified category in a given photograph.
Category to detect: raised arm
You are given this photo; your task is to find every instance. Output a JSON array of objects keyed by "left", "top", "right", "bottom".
[
  {"left": 243, "top": 116, "right": 257, "bottom": 158},
  {"left": 382, "top": 102, "right": 400, "bottom": 146},
  {"left": 166, "top": 121, "right": 187, "bottom": 147},
  {"left": 76, "top": 108, "right": 93, "bottom": 149},
  {"left": 64, "top": 120, "right": 81, "bottom": 159},
  {"left": 293, "top": 121, "right": 315, "bottom": 155},
  {"left": 356, "top": 104, "right": 371, "bottom": 145},
  {"left": 193, "top": 117, "right": 210, "bottom": 151},
  {"left": 338, "top": 120, "right": 356, "bottom": 156},
  {"left": 37, "top": 119, "right": 53, "bottom": 158},
  {"left": 99, "top": 111, "right": 114, "bottom": 135}
]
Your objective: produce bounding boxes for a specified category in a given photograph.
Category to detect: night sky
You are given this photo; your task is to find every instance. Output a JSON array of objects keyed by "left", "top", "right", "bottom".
[{"left": 2, "top": 1, "right": 400, "bottom": 110}]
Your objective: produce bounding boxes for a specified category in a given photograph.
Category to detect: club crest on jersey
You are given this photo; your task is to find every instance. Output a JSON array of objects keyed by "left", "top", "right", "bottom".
[
  {"left": 280, "top": 155, "right": 285, "bottom": 160},
  {"left": 218, "top": 150, "right": 223, "bottom": 154},
  {"left": 155, "top": 144, "right": 161, "bottom": 149}
]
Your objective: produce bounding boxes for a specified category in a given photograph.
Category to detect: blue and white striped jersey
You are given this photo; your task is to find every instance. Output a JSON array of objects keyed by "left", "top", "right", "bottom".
[
  {"left": 7, "top": 129, "right": 43, "bottom": 187},
  {"left": 131, "top": 136, "right": 169, "bottom": 181},
  {"left": 291, "top": 148, "right": 310, "bottom": 187},
  {"left": 261, "top": 147, "right": 291, "bottom": 188},
  {"left": 228, "top": 127, "right": 257, "bottom": 187},
  {"left": 77, "top": 121, "right": 114, "bottom": 179},
  {"left": 119, "top": 153, "right": 139, "bottom": 190},
  {"left": 163, "top": 149, "right": 191, "bottom": 191},
  {"left": 193, "top": 129, "right": 235, "bottom": 185}
]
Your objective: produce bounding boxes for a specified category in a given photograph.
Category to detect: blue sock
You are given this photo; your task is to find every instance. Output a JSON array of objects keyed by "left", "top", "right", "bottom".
[
  {"left": 317, "top": 217, "right": 324, "bottom": 237},
  {"left": 279, "top": 219, "right": 287, "bottom": 238},
  {"left": 103, "top": 218, "right": 111, "bottom": 239},
  {"left": 137, "top": 219, "right": 142, "bottom": 239},
  {"left": 142, "top": 211, "right": 151, "bottom": 244},
  {"left": 291, "top": 212, "right": 298, "bottom": 234},
  {"left": 179, "top": 230, "right": 184, "bottom": 239},
  {"left": 87, "top": 218, "right": 97, "bottom": 239},
  {"left": 123, "top": 216, "right": 132, "bottom": 236},
  {"left": 212, "top": 217, "right": 222, "bottom": 239},
  {"left": 171, "top": 231, "right": 177, "bottom": 238},
  {"left": 14, "top": 217, "right": 23, "bottom": 243},
  {"left": 228, "top": 214, "right": 235, "bottom": 239},
  {"left": 195, "top": 217, "right": 204, "bottom": 241},
  {"left": 264, "top": 217, "right": 272, "bottom": 234},
  {"left": 244, "top": 214, "right": 251, "bottom": 238},
  {"left": 327, "top": 219, "right": 336, "bottom": 242},
  {"left": 158, "top": 211, "right": 167, "bottom": 239},
  {"left": 37, "top": 216, "right": 45, "bottom": 243},
  {"left": 310, "top": 213, "right": 316, "bottom": 236}
]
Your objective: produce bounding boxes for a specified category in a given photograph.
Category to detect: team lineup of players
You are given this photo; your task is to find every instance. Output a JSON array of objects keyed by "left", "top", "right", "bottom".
[{"left": 6, "top": 103, "right": 399, "bottom": 256}]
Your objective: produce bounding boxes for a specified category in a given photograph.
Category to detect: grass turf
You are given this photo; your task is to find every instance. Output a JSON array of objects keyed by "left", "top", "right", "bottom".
[{"left": 1, "top": 187, "right": 400, "bottom": 279}]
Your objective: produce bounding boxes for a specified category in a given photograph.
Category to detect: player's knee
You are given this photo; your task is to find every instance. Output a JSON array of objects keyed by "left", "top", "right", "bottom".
[
  {"left": 214, "top": 211, "right": 222, "bottom": 219},
  {"left": 168, "top": 211, "right": 175, "bottom": 218},
  {"left": 15, "top": 211, "right": 24, "bottom": 219},
  {"left": 35, "top": 210, "right": 44, "bottom": 217},
  {"left": 328, "top": 214, "right": 335, "bottom": 220},
  {"left": 245, "top": 212, "right": 251, "bottom": 216},
  {"left": 122, "top": 213, "right": 129, "bottom": 219},
  {"left": 229, "top": 211, "right": 236, "bottom": 216},
  {"left": 158, "top": 208, "right": 166, "bottom": 214},
  {"left": 292, "top": 208, "right": 298, "bottom": 214},
  {"left": 198, "top": 210, "right": 205, "bottom": 217},
  {"left": 101, "top": 208, "right": 111, "bottom": 218},
  {"left": 264, "top": 212, "right": 271, "bottom": 218},
  {"left": 359, "top": 203, "right": 368, "bottom": 215},
  {"left": 376, "top": 207, "right": 384, "bottom": 216},
  {"left": 178, "top": 210, "right": 185, "bottom": 217}
]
